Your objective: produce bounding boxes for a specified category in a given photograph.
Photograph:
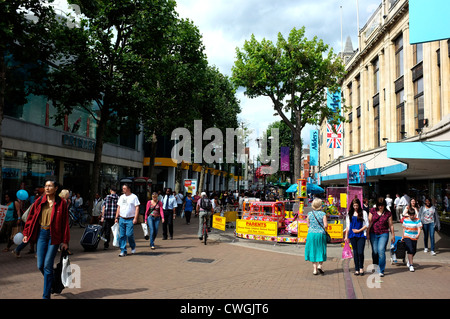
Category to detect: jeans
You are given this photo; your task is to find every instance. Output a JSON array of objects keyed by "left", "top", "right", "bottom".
[
  {"left": 119, "top": 218, "right": 136, "bottom": 254},
  {"left": 36, "top": 228, "right": 59, "bottom": 299},
  {"left": 369, "top": 232, "right": 389, "bottom": 274},
  {"left": 198, "top": 211, "right": 210, "bottom": 237},
  {"left": 102, "top": 218, "right": 115, "bottom": 248},
  {"left": 422, "top": 222, "right": 435, "bottom": 251},
  {"left": 147, "top": 215, "right": 160, "bottom": 247},
  {"left": 349, "top": 237, "right": 366, "bottom": 271}
]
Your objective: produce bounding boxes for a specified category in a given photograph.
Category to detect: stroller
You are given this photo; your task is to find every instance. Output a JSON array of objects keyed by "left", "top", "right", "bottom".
[{"left": 390, "top": 236, "right": 406, "bottom": 265}]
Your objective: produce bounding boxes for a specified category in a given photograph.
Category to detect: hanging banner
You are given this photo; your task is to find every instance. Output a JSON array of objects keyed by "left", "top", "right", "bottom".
[
  {"left": 310, "top": 130, "right": 319, "bottom": 166},
  {"left": 280, "top": 146, "right": 290, "bottom": 171},
  {"left": 327, "top": 88, "right": 341, "bottom": 117},
  {"left": 326, "top": 123, "right": 343, "bottom": 149},
  {"left": 184, "top": 179, "right": 197, "bottom": 195}
]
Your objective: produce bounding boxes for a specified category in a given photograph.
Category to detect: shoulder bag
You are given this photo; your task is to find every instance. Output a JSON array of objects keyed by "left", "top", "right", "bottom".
[{"left": 312, "top": 211, "right": 331, "bottom": 243}]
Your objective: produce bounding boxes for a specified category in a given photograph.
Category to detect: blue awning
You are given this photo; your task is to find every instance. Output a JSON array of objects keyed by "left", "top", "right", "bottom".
[{"left": 387, "top": 141, "right": 450, "bottom": 160}]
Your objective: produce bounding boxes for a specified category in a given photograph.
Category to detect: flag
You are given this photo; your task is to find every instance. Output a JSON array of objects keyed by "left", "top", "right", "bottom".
[
  {"left": 326, "top": 123, "right": 342, "bottom": 149},
  {"left": 280, "top": 146, "right": 290, "bottom": 171}
]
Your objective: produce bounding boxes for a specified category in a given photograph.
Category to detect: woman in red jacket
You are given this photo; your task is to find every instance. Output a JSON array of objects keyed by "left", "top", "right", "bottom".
[{"left": 22, "top": 179, "right": 70, "bottom": 299}]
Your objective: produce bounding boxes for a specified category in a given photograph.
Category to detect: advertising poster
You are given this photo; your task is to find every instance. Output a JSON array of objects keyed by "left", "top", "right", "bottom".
[
  {"left": 184, "top": 179, "right": 197, "bottom": 195},
  {"left": 212, "top": 214, "right": 226, "bottom": 231}
]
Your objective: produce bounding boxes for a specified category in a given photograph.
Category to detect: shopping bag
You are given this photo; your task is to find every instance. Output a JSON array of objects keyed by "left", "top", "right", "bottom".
[
  {"left": 111, "top": 223, "right": 120, "bottom": 247},
  {"left": 52, "top": 250, "right": 68, "bottom": 294},
  {"left": 342, "top": 241, "right": 353, "bottom": 259},
  {"left": 61, "top": 252, "right": 72, "bottom": 288},
  {"left": 141, "top": 223, "right": 149, "bottom": 240}
]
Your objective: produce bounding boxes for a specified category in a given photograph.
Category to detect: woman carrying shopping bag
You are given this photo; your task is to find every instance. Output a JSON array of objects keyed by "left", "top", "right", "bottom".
[
  {"left": 344, "top": 198, "right": 369, "bottom": 276},
  {"left": 22, "top": 179, "right": 70, "bottom": 299}
]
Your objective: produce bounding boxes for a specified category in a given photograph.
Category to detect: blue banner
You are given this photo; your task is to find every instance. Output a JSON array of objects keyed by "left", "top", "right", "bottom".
[
  {"left": 310, "top": 129, "right": 319, "bottom": 166},
  {"left": 327, "top": 88, "right": 341, "bottom": 120},
  {"left": 347, "top": 164, "right": 367, "bottom": 184}
]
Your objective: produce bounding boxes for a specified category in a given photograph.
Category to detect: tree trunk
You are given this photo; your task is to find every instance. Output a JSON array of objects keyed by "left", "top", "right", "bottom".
[
  {"left": 293, "top": 130, "right": 302, "bottom": 182},
  {"left": 174, "top": 162, "right": 183, "bottom": 193},
  {"left": 88, "top": 108, "right": 107, "bottom": 215},
  {"left": 0, "top": 56, "right": 5, "bottom": 199},
  {"left": 148, "top": 133, "right": 157, "bottom": 183},
  {"left": 198, "top": 164, "right": 206, "bottom": 194}
]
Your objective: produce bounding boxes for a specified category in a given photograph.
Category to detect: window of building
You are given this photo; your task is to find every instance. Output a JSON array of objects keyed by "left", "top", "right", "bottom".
[
  {"left": 374, "top": 104, "right": 380, "bottom": 147},
  {"left": 373, "top": 58, "right": 380, "bottom": 94},
  {"left": 395, "top": 34, "right": 404, "bottom": 78},
  {"left": 396, "top": 89, "right": 405, "bottom": 139},
  {"left": 356, "top": 106, "right": 361, "bottom": 152},
  {"left": 413, "top": 43, "right": 423, "bottom": 65},
  {"left": 414, "top": 77, "right": 424, "bottom": 132}
]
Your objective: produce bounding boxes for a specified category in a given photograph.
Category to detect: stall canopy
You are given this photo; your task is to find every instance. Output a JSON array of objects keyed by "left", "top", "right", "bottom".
[{"left": 286, "top": 183, "right": 324, "bottom": 194}]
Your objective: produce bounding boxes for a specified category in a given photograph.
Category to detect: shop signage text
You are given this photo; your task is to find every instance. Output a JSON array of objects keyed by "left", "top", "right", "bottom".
[{"left": 62, "top": 134, "right": 96, "bottom": 152}]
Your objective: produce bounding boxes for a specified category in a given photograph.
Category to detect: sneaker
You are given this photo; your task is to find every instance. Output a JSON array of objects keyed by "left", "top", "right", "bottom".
[
  {"left": 431, "top": 251, "right": 436, "bottom": 256},
  {"left": 409, "top": 265, "right": 415, "bottom": 272},
  {"left": 406, "top": 260, "right": 410, "bottom": 268},
  {"left": 119, "top": 252, "right": 126, "bottom": 257},
  {"left": 11, "top": 250, "right": 20, "bottom": 258},
  {"left": 424, "top": 248, "right": 428, "bottom": 253},
  {"left": 131, "top": 249, "right": 136, "bottom": 255}
]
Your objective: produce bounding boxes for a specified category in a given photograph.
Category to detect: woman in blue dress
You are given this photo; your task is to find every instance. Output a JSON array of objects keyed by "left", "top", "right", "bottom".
[
  {"left": 344, "top": 198, "right": 369, "bottom": 275},
  {"left": 305, "top": 198, "right": 328, "bottom": 275}
]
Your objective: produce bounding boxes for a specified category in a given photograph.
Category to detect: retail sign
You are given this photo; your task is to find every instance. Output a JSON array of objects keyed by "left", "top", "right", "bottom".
[
  {"left": 297, "top": 223, "right": 343, "bottom": 241},
  {"left": 310, "top": 130, "right": 319, "bottom": 166},
  {"left": 62, "top": 134, "right": 96, "bottom": 152},
  {"left": 212, "top": 214, "right": 226, "bottom": 232},
  {"left": 236, "top": 219, "right": 278, "bottom": 237}
]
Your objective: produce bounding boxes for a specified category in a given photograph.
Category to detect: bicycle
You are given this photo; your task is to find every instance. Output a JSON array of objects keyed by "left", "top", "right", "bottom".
[
  {"left": 69, "top": 206, "right": 90, "bottom": 228},
  {"left": 202, "top": 213, "right": 208, "bottom": 245}
]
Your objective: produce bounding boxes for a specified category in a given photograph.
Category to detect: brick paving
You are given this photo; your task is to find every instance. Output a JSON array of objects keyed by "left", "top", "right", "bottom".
[{"left": 1, "top": 216, "right": 449, "bottom": 301}]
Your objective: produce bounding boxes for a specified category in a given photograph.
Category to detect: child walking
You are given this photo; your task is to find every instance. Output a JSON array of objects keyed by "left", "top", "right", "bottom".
[{"left": 402, "top": 207, "right": 422, "bottom": 272}]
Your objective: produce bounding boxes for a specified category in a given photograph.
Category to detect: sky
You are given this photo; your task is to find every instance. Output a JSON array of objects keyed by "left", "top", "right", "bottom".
[
  {"left": 52, "top": 0, "right": 382, "bottom": 160},
  {"left": 175, "top": 0, "right": 381, "bottom": 158}
]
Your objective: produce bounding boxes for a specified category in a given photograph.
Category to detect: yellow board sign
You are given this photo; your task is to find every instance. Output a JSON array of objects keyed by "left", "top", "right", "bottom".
[
  {"left": 212, "top": 214, "right": 226, "bottom": 231},
  {"left": 236, "top": 219, "right": 278, "bottom": 237},
  {"left": 297, "top": 223, "right": 343, "bottom": 240}
]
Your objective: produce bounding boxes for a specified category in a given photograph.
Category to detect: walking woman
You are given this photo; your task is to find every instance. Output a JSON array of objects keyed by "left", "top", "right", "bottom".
[
  {"left": 402, "top": 197, "right": 420, "bottom": 219},
  {"left": 344, "top": 198, "right": 369, "bottom": 275},
  {"left": 145, "top": 192, "right": 164, "bottom": 250},
  {"left": 305, "top": 198, "right": 328, "bottom": 275},
  {"left": 1, "top": 193, "right": 21, "bottom": 252},
  {"left": 22, "top": 179, "right": 70, "bottom": 299},
  {"left": 418, "top": 197, "right": 440, "bottom": 256},
  {"left": 367, "top": 197, "right": 395, "bottom": 277},
  {"left": 183, "top": 192, "right": 194, "bottom": 225}
]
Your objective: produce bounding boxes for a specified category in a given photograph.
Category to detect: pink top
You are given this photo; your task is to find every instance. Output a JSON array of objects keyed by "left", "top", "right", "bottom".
[
  {"left": 369, "top": 207, "right": 392, "bottom": 235},
  {"left": 145, "top": 200, "right": 164, "bottom": 221}
]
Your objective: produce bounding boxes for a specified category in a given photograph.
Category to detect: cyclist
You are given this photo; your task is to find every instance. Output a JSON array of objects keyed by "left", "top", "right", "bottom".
[{"left": 196, "top": 192, "right": 213, "bottom": 241}]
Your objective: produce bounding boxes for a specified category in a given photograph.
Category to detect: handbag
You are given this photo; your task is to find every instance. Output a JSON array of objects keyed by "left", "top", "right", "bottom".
[
  {"left": 312, "top": 211, "right": 331, "bottom": 243},
  {"left": 141, "top": 223, "right": 149, "bottom": 240},
  {"left": 342, "top": 241, "right": 353, "bottom": 259}
]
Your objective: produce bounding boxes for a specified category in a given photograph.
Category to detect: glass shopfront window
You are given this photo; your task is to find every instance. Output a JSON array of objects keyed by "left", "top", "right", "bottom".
[{"left": 1, "top": 149, "right": 58, "bottom": 196}]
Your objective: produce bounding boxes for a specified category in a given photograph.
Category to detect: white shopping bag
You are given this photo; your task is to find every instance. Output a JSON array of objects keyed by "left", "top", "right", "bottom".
[
  {"left": 61, "top": 254, "right": 71, "bottom": 288},
  {"left": 111, "top": 222, "right": 120, "bottom": 247},
  {"left": 141, "top": 223, "right": 149, "bottom": 239}
]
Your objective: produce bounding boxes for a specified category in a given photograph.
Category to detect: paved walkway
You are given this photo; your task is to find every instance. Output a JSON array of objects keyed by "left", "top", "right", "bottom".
[{"left": 1, "top": 215, "right": 449, "bottom": 301}]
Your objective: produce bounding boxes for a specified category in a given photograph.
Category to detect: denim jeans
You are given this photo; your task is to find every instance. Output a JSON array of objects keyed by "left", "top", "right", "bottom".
[
  {"left": 119, "top": 218, "right": 136, "bottom": 254},
  {"left": 349, "top": 237, "right": 366, "bottom": 271},
  {"left": 422, "top": 222, "right": 435, "bottom": 251},
  {"left": 369, "top": 232, "right": 389, "bottom": 274},
  {"left": 147, "top": 215, "right": 160, "bottom": 247},
  {"left": 36, "top": 228, "right": 59, "bottom": 299}
]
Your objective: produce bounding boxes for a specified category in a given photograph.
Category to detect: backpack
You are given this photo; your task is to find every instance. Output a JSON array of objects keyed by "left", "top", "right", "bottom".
[{"left": 200, "top": 198, "right": 212, "bottom": 211}]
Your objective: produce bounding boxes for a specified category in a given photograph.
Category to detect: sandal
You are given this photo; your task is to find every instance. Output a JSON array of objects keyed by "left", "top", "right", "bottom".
[{"left": 354, "top": 271, "right": 360, "bottom": 276}]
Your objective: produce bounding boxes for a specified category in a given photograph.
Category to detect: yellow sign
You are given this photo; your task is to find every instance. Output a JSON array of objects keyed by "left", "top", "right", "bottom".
[
  {"left": 340, "top": 193, "right": 347, "bottom": 208},
  {"left": 297, "top": 223, "right": 343, "bottom": 240},
  {"left": 212, "top": 214, "right": 226, "bottom": 231},
  {"left": 236, "top": 219, "right": 278, "bottom": 237}
]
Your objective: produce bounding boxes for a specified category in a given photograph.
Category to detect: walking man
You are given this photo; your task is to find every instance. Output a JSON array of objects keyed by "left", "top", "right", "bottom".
[
  {"left": 115, "top": 184, "right": 140, "bottom": 256},
  {"left": 101, "top": 187, "right": 119, "bottom": 250},
  {"left": 162, "top": 188, "right": 177, "bottom": 240}
]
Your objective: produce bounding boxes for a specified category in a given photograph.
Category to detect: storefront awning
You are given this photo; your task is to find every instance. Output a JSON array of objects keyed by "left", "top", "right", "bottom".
[{"left": 387, "top": 141, "right": 450, "bottom": 179}]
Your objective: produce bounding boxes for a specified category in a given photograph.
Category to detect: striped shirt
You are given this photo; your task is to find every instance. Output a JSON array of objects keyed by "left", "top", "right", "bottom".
[
  {"left": 403, "top": 217, "right": 422, "bottom": 240},
  {"left": 102, "top": 193, "right": 119, "bottom": 219}
]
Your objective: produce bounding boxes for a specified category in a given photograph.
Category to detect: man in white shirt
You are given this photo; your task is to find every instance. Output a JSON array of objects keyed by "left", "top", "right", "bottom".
[
  {"left": 115, "top": 184, "right": 140, "bottom": 257},
  {"left": 396, "top": 193, "right": 410, "bottom": 222},
  {"left": 385, "top": 194, "right": 393, "bottom": 212}
]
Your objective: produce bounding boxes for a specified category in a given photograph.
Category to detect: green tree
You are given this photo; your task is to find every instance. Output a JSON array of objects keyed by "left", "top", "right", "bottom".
[
  {"left": 43, "top": 0, "right": 184, "bottom": 210},
  {"left": 232, "top": 27, "right": 346, "bottom": 181},
  {"left": 0, "top": 0, "right": 64, "bottom": 197}
]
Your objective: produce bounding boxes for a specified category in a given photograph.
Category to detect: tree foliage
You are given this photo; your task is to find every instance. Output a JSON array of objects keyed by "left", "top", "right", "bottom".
[{"left": 232, "top": 26, "right": 346, "bottom": 180}]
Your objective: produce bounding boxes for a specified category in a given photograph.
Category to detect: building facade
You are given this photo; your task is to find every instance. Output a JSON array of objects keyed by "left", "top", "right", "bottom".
[
  {"left": 319, "top": 0, "right": 450, "bottom": 210},
  {"left": 2, "top": 95, "right": 144, "bottom": 201}
]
